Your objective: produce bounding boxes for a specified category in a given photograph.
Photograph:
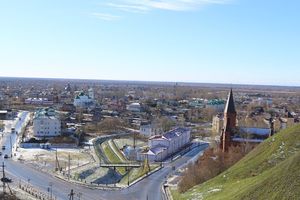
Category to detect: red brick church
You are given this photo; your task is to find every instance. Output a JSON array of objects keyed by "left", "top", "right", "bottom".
[
  {"left": 220, "top": 89, "right": 237, "bottom": 152},
  {"left": 220, "top": 89, "right": 272, "bottom": 152}
]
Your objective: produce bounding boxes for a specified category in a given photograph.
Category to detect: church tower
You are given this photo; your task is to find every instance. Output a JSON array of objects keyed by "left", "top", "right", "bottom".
[{"left": 220, "top": 89, "right": 237, "bottom": 152}]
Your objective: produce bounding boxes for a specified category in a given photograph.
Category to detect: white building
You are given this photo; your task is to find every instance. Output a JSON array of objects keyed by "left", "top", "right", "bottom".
[
  {"left": 126, "top": 102, "right": 141, "bottom": 112},
  {"left": 212, "top": 114, "right": 224, "bottom": 134},
  {"left": 138, "top": 127, "right": 191, "bottom": 162},
  {"left": 25, "top": 98, "right": 53, "bottom": 105},
  {"left": 140, "top": 123, "right": 163, "bottom": 137},
  {"left": 88, "top": 88, "right": 95, "bottom": 100},
  {"left": 33, "top": 108, "right": 61, "bottom": 137},
  {"left": 73, "top": 92, "right": 93, "bottom": 108}
]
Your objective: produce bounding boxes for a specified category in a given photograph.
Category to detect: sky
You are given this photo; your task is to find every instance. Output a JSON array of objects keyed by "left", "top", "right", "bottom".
[{"left": 0, "top": 0, "right": 299, "bottom": 86}]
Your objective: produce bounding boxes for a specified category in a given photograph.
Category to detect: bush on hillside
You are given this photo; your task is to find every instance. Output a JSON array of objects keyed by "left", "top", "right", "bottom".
[{"left": 178, "top": 145, "right": 250, "bottom": 193}]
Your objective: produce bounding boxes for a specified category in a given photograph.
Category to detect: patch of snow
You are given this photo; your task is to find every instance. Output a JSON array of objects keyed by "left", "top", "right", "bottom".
[
  {"left": 211, "top": 156, "right": 218, "bottom": 161},
  {"left": 208, "top": 188, "right": 222, "bottom": 193}
]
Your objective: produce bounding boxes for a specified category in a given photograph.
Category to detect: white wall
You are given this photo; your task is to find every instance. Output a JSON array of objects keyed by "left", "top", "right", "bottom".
[{"left": 33, "top": 117, "right": 61, "bottom": 137}]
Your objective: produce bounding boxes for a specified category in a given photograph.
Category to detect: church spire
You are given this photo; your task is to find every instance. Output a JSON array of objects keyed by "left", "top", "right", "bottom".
[
  {"left": 220, "top": 89, "right": 237, "bottom": 152},
  {"left": 224, "top": 88, "right": 236, "bottom": 114}
]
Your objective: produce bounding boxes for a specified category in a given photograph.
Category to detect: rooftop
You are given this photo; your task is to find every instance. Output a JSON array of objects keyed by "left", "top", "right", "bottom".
[
  {"left": 149, "top": 127, "right": 190, "bottom": 141},
  {"left": 34, "top": 107, "right": 59, "bottom": 120}
]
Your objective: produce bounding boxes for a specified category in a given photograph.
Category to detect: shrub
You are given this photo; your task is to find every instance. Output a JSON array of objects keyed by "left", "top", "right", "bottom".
[{"left": 178, "top": 145, "right": 250, "bottom": 193}]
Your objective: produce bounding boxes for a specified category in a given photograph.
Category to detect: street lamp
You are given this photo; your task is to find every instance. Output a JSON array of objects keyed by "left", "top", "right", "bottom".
[{"left": 127, "top": 169, "right": 130, "bottom": 186}]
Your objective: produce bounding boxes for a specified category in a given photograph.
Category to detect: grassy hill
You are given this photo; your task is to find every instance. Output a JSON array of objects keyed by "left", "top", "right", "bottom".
[{"left": 173, "top": 124, "right": 300, "bottom": 200}]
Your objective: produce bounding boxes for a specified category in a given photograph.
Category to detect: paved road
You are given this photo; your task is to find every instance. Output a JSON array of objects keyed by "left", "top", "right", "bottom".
[
  {"left": 4, "top": 143, "right": 207, "bottom": 200},
  {"left": 1, "top": 111, "right": 30, "bottom": 157},
  {"left": 1, "top": 113, "right": 209, "bottom": 200}
]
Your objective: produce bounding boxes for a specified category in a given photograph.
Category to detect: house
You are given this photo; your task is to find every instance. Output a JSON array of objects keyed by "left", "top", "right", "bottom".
[
  {"left": 25, "top": 98, "right": 54, "bottom": 105},
  {"left": 140, "top": 123, "right": 163, "bottom": 137},
  {"left": 0, "top": 110, "right": 8, "bottom": 120},
  {"left": 212, "top": 114, "right": 224, "bottom": 134},
  {"left": 126, "top": 102, "right": 141, "bottom": 112},
  {"left": 138, "top": 127, "right": 191, "bottom": 162},
  {"left": 61, "top": 103, "right": 76, "bottom": 113},
  {"left": 33, "top": 107, "right": 61, "bottom": 137},
  {"left": 206, "top": 99, "right": 225, "bottom": 112}
]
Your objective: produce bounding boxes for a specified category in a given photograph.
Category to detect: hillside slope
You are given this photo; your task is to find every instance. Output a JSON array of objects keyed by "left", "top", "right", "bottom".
[{"left": 174, "top": 124, "right": 300, "bottom": 200}]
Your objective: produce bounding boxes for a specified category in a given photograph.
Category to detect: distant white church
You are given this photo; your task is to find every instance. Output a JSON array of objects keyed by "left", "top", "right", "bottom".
[{"left": 73, "top": 90, "right": 94, "bottom": 108}]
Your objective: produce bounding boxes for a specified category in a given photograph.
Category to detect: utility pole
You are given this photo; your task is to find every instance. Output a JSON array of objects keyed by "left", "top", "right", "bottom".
[
  {"left": 49, "top": 182, "right": 53, "bottom": 200},
  {"left": 10, "top": 135, "right": 13, "bottom": 157},
  {"left": 55, "top": 148, "right": 60, "bottom": 171},
  {"left": 133, "top": 132, "right": 136, "bottom": 149},
  {"left": 127, "top": 168, "right": 130, "bottom": 186},
  {"left": 68, "top": 153, "right": 71, "bottom": 181},
  {"left": 1, "top": 162, "right": 12, "bottom": 195},
  {"left": 2, "top": 162, "right": 6, "bottom": 194}
]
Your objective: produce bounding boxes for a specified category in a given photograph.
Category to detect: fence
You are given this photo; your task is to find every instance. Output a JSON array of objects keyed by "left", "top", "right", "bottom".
[{"left": 18, "top": 181, "right": 57, "bottom": 200}]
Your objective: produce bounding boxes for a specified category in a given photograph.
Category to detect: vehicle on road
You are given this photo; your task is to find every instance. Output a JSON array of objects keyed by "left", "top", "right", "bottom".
[
  {"left": 1, "top": 177, "right": 12, "bottom": 183},
  {"left": 4, "top": 154, "right": 9, "bottom": 159},
  {"left": 2, "top": 146, "right": 5, "bottom": 150},
  {"left": 0, "top": 152, "right": 2, "bottom": 156}
]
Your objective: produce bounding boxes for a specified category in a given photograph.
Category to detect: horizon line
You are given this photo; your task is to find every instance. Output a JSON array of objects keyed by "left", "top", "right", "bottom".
[{"left": 0, "top": 75, "right": 299, "bottom": 88}]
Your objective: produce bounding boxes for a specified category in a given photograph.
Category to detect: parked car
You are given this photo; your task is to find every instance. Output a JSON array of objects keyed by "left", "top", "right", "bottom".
[
  {"left": 2, "top": 146, "right": 5, "bottom": 150},
  {"left": 4, "top": 154, "right": 9, "bottom": 159},
  {"left": 1, "top": 177, "right": 12, "bottom": 183},
  {"left": 0, "top": 152, "right": 2, "bottom": 156}
]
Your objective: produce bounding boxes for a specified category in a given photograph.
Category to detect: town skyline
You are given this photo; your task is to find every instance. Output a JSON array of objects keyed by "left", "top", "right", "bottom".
[{"left": 2, "top": 76, "right": 300, "bottom": 88}]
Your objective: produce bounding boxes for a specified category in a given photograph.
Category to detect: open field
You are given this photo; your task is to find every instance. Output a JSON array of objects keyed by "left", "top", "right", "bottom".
[{"left": 16, "top": 147, "right": 94, "bottom": 173}]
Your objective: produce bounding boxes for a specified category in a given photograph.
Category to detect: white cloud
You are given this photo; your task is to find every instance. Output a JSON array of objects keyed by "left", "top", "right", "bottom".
[
  {"left": 106, "top": 0, "right": 231, "bottom": 12},
  {"left": 91, "top": 12, "right": 121, "bottom": 21},
  {"left": 93, "top": 0, "right": 231, "bottom": 21},
  {"left": 106, "top": 3, "right": 150, "bottom": 13}
]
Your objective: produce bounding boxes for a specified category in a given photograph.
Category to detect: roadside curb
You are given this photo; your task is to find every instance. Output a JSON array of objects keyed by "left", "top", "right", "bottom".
[
  {"left": 127, "top": 165, "right": 163, "bottom": 188},
  {"left": 52, "top": 165, "right": 163, "bottom": 191},
  {"left": 54, "top": 174, "right": 123, "bottom": 191}
]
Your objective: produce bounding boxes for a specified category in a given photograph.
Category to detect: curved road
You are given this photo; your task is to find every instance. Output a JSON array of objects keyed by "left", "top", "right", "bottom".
[{"left": 1, "top": 112, "right": 208, "bottom": 200}]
